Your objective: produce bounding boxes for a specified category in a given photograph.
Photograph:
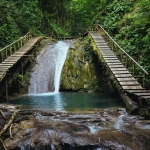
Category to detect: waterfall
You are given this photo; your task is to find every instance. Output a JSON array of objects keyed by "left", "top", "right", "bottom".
[
  {"left": 54, "top": 42, "right": 69, "bottom": 93},
  {"left": 28, "top": 41, "right": 70, "bottom": 94}
]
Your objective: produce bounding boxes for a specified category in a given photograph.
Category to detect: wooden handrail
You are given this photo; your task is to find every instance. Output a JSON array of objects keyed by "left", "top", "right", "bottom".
[{"left": 0, "top": 31, "right": 34, "bottom": 62}]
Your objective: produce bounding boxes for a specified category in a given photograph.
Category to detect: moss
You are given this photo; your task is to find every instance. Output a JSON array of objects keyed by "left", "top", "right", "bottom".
[{"left": 60, "top": 36, "right": 114, "bottom": 93}]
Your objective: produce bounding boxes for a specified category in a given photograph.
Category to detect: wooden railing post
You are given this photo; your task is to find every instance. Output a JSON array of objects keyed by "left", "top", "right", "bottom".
[
  {"left": 5, "top": 76, "right": 8, "bottom": 100},
  {"left": 14, "top": 43, "right": 16, "bottom": 52},
  {"left": 143, "top": 73, "right": 146, "bottom": 87},
  {"left": 0, "top": 51, "right": 3, "bottom": 62},
  {"left": 112, "top": 42, "right": 114, "bottom": 52},
  {"left": 132, "top": 63, "right": 135, "bottom": 76},
  {"left": 10, "top": 46, "right": 12, "bottom": 55},
  {"left": 5, "top": 48, "right": 7, "bottom": 59},
  {"left": 120, "top": 53, "right": 123, "bottom": 63},
  {"left": 125, "top": 58, "right": 128, "bottom": 68}
]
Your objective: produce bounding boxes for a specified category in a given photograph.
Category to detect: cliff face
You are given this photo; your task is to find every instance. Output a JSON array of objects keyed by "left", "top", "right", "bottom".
[{"left": 60, "top": 37, "right": 113, "bottom": 93}]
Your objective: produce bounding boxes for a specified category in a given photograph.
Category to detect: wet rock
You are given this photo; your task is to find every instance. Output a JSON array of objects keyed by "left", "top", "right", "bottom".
[
  {"left": 41, "top": 112, "right": 55, "bottom": 116},
  {"left": 3, "top": 109, "right": 150, "bottom": 150},
  {"left": 139, "top": 108, "right": 149, "bottom": 116},
  {"left": 142, "top": 120, "right": 150, "bottom": 125},
  {"left": 74, "top": 125, "right": 90, "bottom": 133},
  {"left": 138, "top": 116, "right": 145, "bottom": 120}
]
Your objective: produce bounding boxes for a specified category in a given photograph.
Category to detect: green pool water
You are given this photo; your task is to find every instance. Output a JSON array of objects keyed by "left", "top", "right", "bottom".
[{"left": 8, "top": 92, "right": 125, "bottom": 111}]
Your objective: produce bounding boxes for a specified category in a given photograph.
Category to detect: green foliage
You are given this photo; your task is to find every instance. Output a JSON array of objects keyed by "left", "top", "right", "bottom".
[
  {"left": 1, "top": 0, "right": 150, "bottom": 88},
  {"left": 94, "top": 0, "right": 150, "bottom": 88}
]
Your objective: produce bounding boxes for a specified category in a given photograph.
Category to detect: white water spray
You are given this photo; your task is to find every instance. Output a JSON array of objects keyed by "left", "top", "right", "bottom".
[
  {"left": 114, "top": 110, "right": 127, "bottom": 130},
  {"left": 28, "top": 41, "right": 70, "bottom": 94},
  {"left": 54, "top": 41, "right": 69, "bottom": 93}
]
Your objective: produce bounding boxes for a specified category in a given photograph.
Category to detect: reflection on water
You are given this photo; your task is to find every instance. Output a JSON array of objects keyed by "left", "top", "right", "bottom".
[{"left": 8, "top": 92, "right": 124, "bottom": 111}]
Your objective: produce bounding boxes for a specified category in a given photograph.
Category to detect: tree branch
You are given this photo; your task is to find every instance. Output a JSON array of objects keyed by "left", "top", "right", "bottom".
[
  {"left": 0, "top": 110, "right": 7, "bottom": 119},
  {"left": 0, "top": 111, "right": 17, "bottom": 137}
]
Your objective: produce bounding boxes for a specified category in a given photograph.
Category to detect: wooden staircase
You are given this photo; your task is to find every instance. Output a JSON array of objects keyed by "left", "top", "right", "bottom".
[{"left": 89, "top": 31, "right": 150, "bottom": 107}]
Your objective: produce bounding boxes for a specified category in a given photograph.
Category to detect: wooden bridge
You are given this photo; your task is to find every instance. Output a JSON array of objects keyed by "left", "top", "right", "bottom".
[
  {"left": 0, "top": 31, "right": 42, "bottom": 99},
  {"left": 89, "top": 25, "right": 150, "bottom": 109}
]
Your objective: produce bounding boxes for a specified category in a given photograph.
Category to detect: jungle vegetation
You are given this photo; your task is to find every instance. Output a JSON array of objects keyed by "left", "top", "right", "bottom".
[{"left": 0, "top": 0, "right": 150, "bottom": 88}]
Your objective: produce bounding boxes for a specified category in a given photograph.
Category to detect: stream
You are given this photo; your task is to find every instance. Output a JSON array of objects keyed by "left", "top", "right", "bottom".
[{"left": 3, "top": 41, "right": 150, "bottom": 150}]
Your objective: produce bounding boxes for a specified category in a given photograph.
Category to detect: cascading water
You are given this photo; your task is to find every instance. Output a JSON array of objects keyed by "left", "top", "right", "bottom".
[{"left": 28, "top": 41, "right": 70, "bottom": 94}]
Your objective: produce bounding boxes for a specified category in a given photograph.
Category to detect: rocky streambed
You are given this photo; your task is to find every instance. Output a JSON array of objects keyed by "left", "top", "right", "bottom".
[{"left": 0, "top": 105, "right": 150, "bottom": 150}]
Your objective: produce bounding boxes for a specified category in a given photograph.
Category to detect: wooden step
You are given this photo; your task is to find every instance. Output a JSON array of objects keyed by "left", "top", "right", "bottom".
[
  {"left": 107, "top": 62, "right": 123, "bottom": 65},
  {"left": 114, "top": 74, "right": 133, "bottom": 78},
  {"left": 122, "top": 86, "right": 143, "bottom": 90},
  {"left": 125, "top": 89, "right": 146, "bottom": 93},
  {"left": 134, "top": 93, "right": 150, "bottom": 96},
  {"left": 112, "top": 70, "right": 130, "bottom": 74},
  {"left": 98, "top": 49, "right": 112, "bottom": 51},
  {"left": 2, "top": 62, "right": 15, "bottom": 64},
  {"left": 109, "top": 65, "right": 125, "bottom": 68},
  {"left": 111, "top": 68, "right": 128, "bottom": 71},
  {"left": 105, "top": 60, "right": 120, "bottom": 63},
  {"left": 105, "top": 58, "right": 118, "bottom": 60},
  {"left": 4, "top": 61, "right": 17, "bottom": 63},
  {"left": 119, "top": 81, "right": 140, "bottom": 86},
  {"left": 97, "top": 46, "right": 108, "bottom": 48},
  {"left": 117, "top": 77, "right": 136, "bottom": 82},
  {"left": 103, "top": 56, "right": 117, "bottom": 58}
]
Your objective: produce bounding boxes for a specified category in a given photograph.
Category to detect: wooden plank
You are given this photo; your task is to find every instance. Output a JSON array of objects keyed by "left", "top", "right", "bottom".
[
  {"left": 122, "top": 86, "right": 143, "bottom": 90},
  {"left": 101, "top": 54, "right": 115, "bottom": 56},
  {"left": 98, "top": 49, "right": 111, "bottom": 51},
  {"left": 100, "top": 50, "right": 114, "bottom": 55},
  {"left": 11, "top": 55, "right": 31, "bottom": 57},
  {"left": 96, "top": 46, "right": 108, "bottom": 48},
  {"left": 112, "top": 70, "right": 130, "bottom": 74},
  {"left": 15, "top": 52, "right": 26, "bottom": 54},
  {"left": 98, "top": 47, "right": 111, "bottom": 49},
  {"left": 96, "top": 41, "right": 109, "bottom": 43},
  {"left": 0, "top": 70, "right": 7, "bottom": 72},
  {"left": 95, "top": 42, "right": 106, "bottom": 43},
  {"left": 7, "top": 57, "right": 20, "bottom": 60},
  {"left": 134, "top": 93, "right": 150, "bottom": 96},
  {"left": 141, "top": 96, "right": 150, "bottom": 99},
  {"left": 125, "top": 90, "right": 147, "bottom": 93},
  {"left": 105, "top": 59, "right": 120, "bottom": 63},
  {"left": 2, "top": 62, "right": 14, "bottom": 64},
  {"left": 111, "top": 68, "right": 128, "bottom": 71},
  {"left": 8, "top": 55, "right": 20, "bottom": 58},
  {"left": 0, "top": 68, "right": 9, "bottom": 70},
  {"left": 103, "top": 56, "right": 117, "bottom": 58},
  {"left": 117, "top": 77, "right": 136, "bottom": 82},
  {"left": 0, "top": 66, "right": 10, "bottom": 68},
  {"left": 105, "top": 58, "right": 118, "bottom": 60},
  {"left": 119, "top": 81, "right": 140, "bottom": 86},
  {"left": 98, "top": 49, "right": 112, "bottom": 51},
  {"left": 93, "top": 38, "right": 102, "bottom": 40},
  {"left": 102, "top": 54, "right": 116, "bottom": 56},
  {"left": 4, "top": 61, "right": 17, "bottom": 63},
  {"left": 0, "top": 64, "right": 12, "bottom": 66},
  {"left": 114, "top": 74, "right": 133, "bottom": 78},
  {"left": 99, "top": 49, "right": 113, "bottom": 51},
  {"left": 107, "top": 62, "right": 122, "bottom": 66},
  {"left": 109, "top": 65, "right": 125, "bottom": 68}
]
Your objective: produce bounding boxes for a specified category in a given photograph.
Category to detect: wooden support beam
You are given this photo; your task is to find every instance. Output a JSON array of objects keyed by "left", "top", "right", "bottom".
[{"left": 5, "top": 76, "right": 8, "bottom": 100}]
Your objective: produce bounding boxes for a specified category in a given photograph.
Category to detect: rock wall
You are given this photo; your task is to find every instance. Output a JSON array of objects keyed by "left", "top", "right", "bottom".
[{"left": 60, "top": 37, "right": 114, "bottom": 93}]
